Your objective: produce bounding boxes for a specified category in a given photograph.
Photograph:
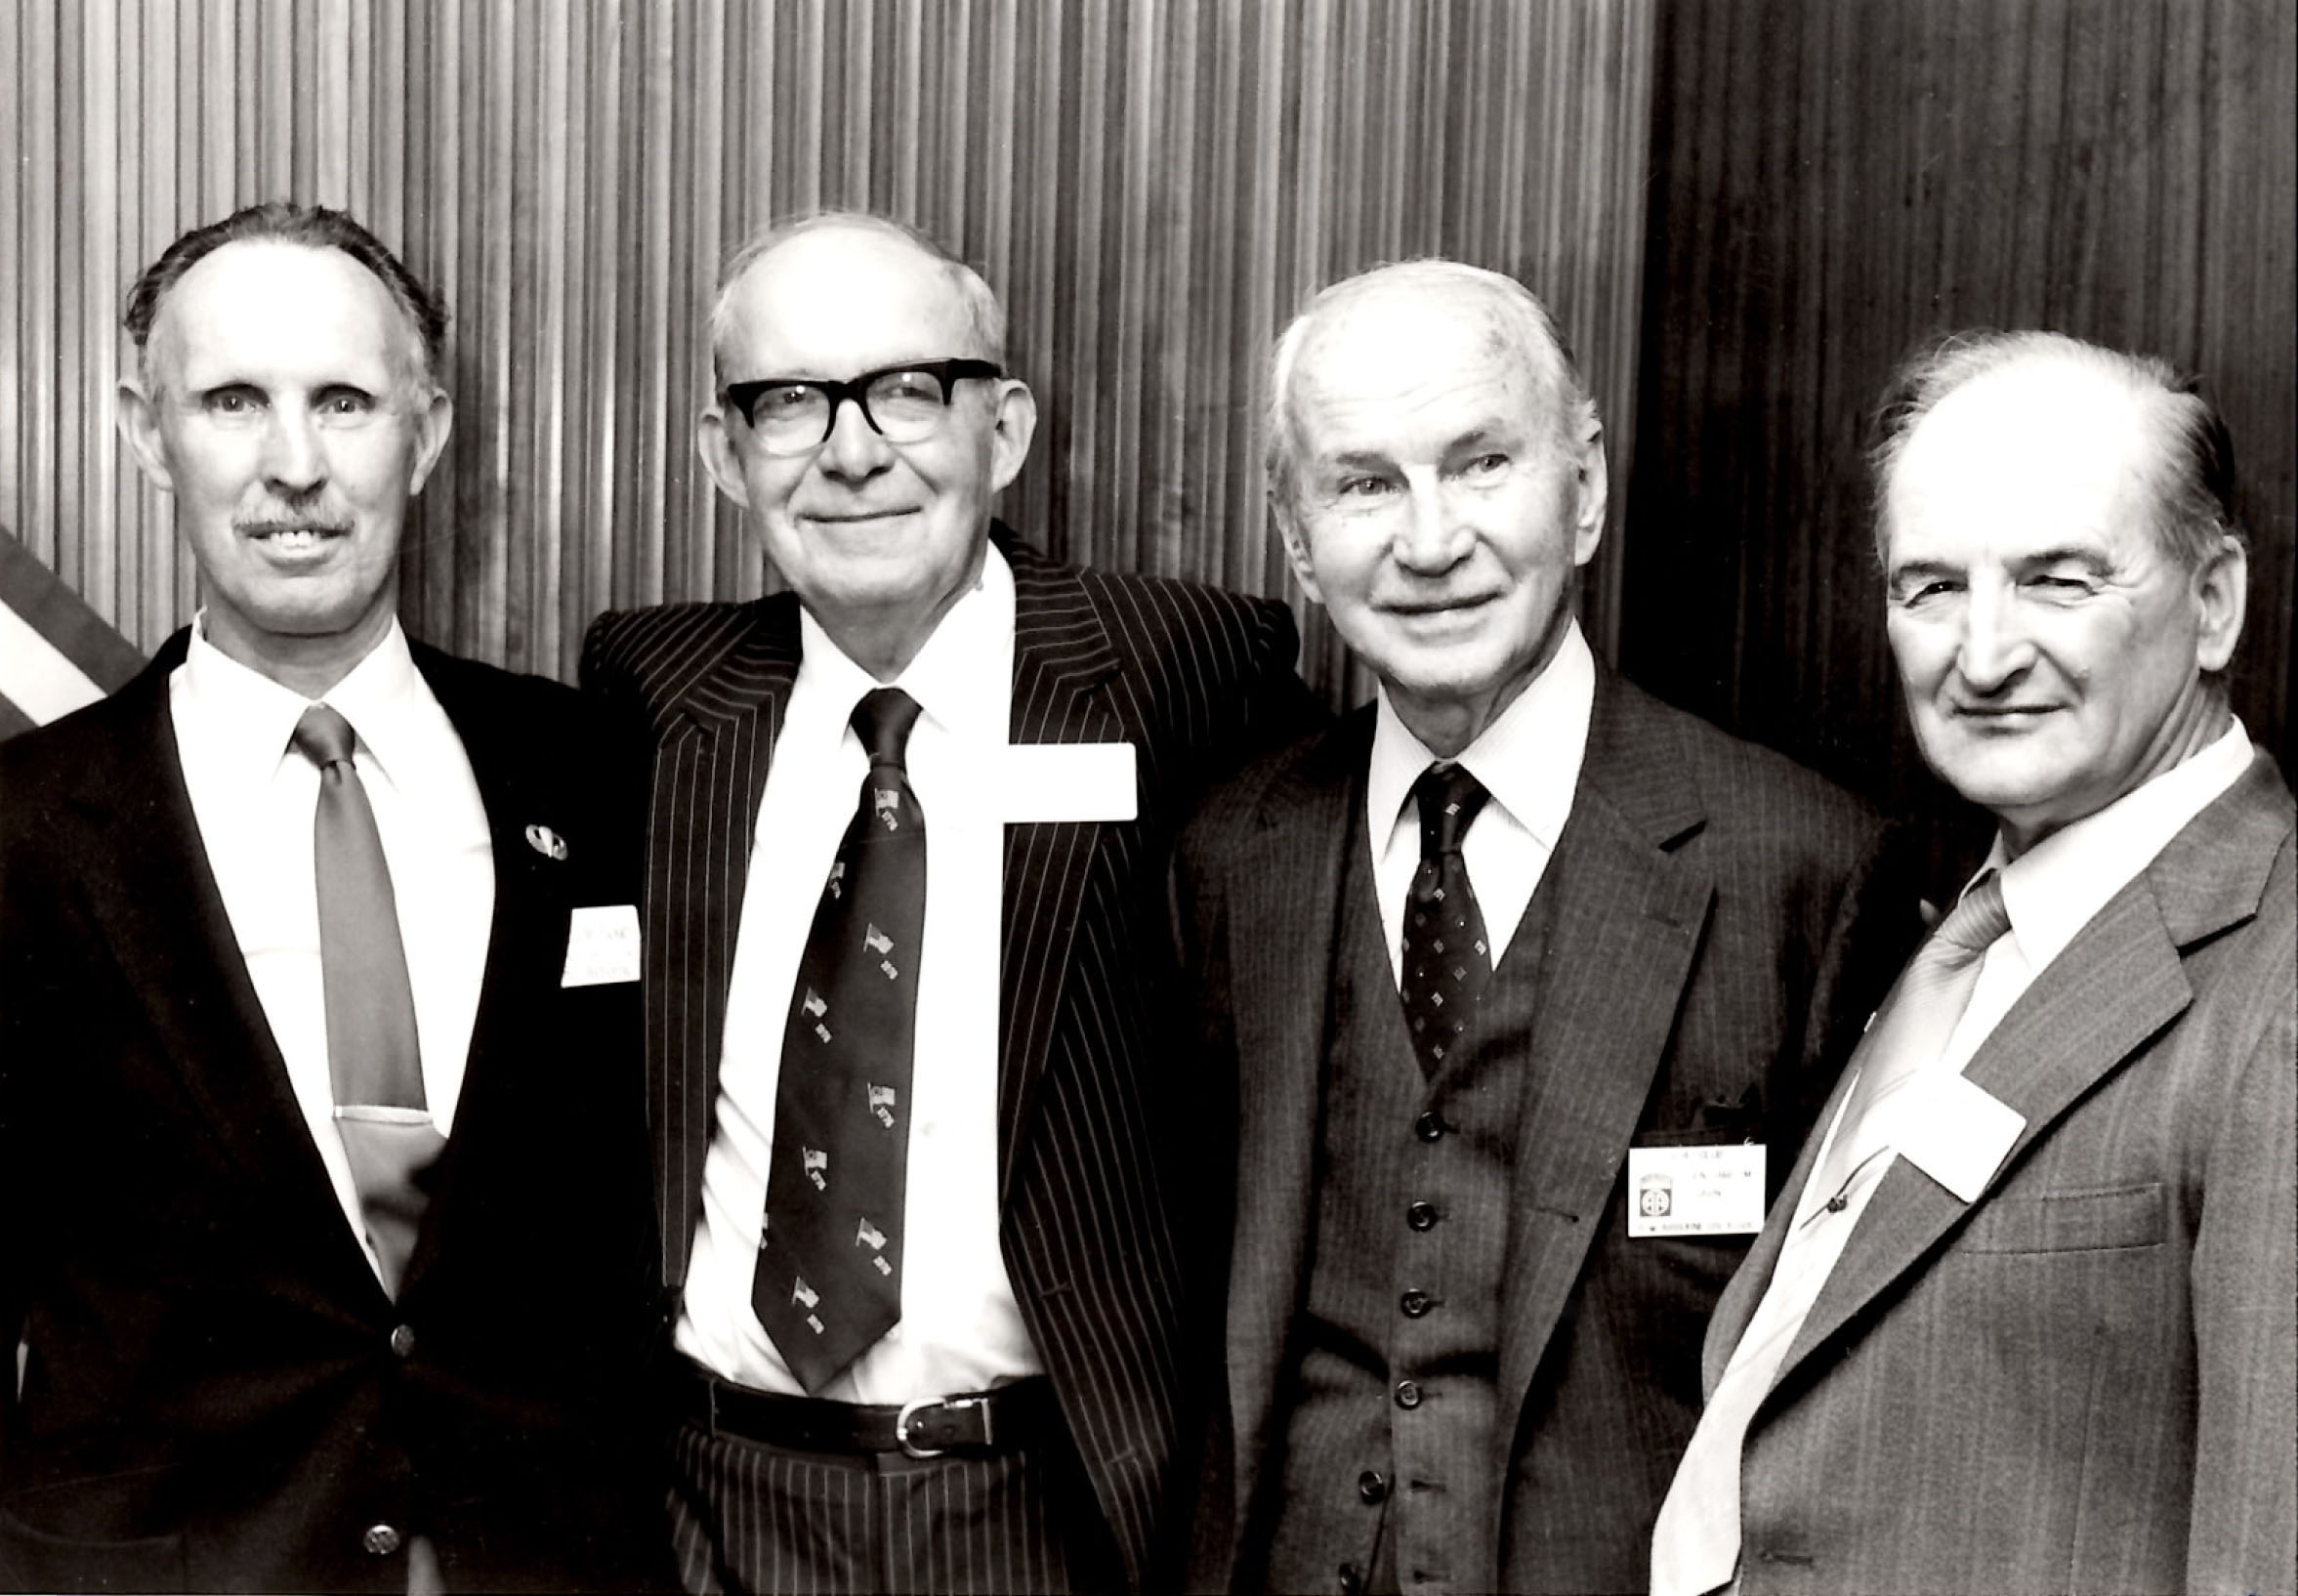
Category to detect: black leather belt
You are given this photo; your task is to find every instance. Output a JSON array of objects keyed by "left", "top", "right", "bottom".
[{"left": 675, "top": 1362, "right": 1058, "bottom": 1458}]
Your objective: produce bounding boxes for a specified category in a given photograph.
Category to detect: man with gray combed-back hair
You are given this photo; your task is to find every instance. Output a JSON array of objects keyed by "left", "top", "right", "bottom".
[
  {"left": 1176, "top": 257, "right": 1919, "bottom": 1592},
  {"left": 1868, "top": 328, "right": 2243, "bottom": 573},
  {"left": 1654, "top": 330, "right": 2293, "bottom": 1595},
  {"left": 583, "top": 209, "right": 1315, "bottom": 1593}
]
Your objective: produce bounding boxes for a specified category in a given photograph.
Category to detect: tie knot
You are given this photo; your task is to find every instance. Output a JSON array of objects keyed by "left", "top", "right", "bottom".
[
  {"left": 852, "top": 688, "right": 923, "bottom": 771},
  {"left": 1931, "top": 869, "right": 2011, "bottom": 962},
  {"left": 1412, "top": 763, "right": 1489, "bottom": 860},
  {"left": 292, "top": 703, "right": 358, "bottom": 770}
]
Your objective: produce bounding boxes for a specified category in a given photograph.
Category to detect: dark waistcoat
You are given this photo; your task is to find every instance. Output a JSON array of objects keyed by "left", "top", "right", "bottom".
[{"left": 1257, "top": 811, "right": 1559, "bottom": 1596}]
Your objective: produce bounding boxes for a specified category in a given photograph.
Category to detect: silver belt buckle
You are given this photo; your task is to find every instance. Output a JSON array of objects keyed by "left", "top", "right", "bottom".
[{"left": 896, "top": 1392, "right": 989, "bottom": 1458}]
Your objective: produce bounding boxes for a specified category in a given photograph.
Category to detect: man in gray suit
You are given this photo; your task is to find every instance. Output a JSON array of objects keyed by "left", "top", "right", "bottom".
[
  {"left": 1174, "top": 260, "right": 1917, "bottom": 1593},
  {"left": 1651, "top": 331, "right": 2296, "bottom": 1595}
]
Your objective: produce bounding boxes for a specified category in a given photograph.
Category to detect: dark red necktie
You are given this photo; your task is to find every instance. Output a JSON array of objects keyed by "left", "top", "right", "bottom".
[
  {"left": 754, "top": 689, "right": 927, "bottom": 1390},
  {"left": 1400, "top": 762, "right": 1493, "bottom": 1077}
]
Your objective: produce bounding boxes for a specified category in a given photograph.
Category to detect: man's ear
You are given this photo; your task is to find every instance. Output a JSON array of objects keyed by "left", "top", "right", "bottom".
[
  {"left": 2193, "top": 536, "right": 2247, "bottom": 674},
  {"left": 116, "top": 378, "right": 177, "bottom": 494},
  {"left": 406, "top": 389, "right": 455, "bottom": 495},
  {"left": 1272, "top": 489, "right": 1325, "bottom": 605},
  {"left": 1569, "top": 419, "right": 1609, "bottom": 569},
  {"left": 696, "top": 404, "right": 751, "bottom": 509},
  {"left": 987, "top": 378, "right": 1038, "bottom": 494}
]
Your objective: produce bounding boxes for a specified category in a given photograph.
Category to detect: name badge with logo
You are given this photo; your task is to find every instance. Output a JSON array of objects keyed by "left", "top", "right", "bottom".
[
  {"left": 1628, "top": 1143, "right": 1767, "bottom": 1238},
  {"left": 997, "top": 741, "right": 1138, "bottom": 823},
  {"left": 562, "top": 903, "right": 641, "bottom": 987}
]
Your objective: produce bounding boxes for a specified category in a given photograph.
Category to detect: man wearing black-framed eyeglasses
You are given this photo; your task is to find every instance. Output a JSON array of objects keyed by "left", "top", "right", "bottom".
[{"left": 582, "top": 212, "right": 1316, "bottom": 1593}]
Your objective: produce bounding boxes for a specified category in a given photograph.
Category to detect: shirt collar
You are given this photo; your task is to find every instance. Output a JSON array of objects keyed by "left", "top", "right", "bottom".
[
  {"left": 1367, "top": 617, "right": 1595, "bottom": 848},
  {"left": 794, "top": 541, "right": 1016, "bottom": 742},
  {"left": 178, "top": 612, "right": 422, "bottom": 782},
  {"left": 1984, "top": 717, "right": 2255, "bottom": 975}
]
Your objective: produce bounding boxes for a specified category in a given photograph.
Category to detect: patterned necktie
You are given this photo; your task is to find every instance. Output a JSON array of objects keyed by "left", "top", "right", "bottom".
[
  {"left": 1649, "top": 869, "right": 2012, "bottom": 1596},
  {"left": 292, "top": 704, "right": 443, "bottom": 1298},
  {"left": 1400, "top": 762, "right": 1493, "bottom": 1077},
  {"left": 755, "top": 688, "right": 927, "bottom": 1391}
]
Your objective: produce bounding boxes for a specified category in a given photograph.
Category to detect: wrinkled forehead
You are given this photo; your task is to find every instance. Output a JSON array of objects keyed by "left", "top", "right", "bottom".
[
  {"left": 716, "top": 227, "right": 983, "bottom": 375},
  {"left": 1290, "top": 285, "right": 1555, "bottom": 453},
  {"left": 1889, "top": 357, "right": 2163, "bottom": 552},
  {"left": 148, "top": 239, "right": 426, "bottom": 391}
]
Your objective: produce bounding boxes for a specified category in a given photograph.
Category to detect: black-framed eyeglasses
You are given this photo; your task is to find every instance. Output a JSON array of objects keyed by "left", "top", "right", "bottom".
[{"left": 721, "top": 358, "right": 1005, "bottom": 455}]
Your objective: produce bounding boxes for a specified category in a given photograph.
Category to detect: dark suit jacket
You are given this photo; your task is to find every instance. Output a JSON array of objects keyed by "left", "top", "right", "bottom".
[
  {"left": 1711, "top": 750, "right": 2298, "bottom": 1596},
  {"left": 0, "top": 633, "right": 666, "bottom": 1594},
  {"left": 579, "top": 529, "right": 1310, "bottom": 1591},
  {"left": 1175, "top": 668, "right": 1919, "bottom": 1593}
]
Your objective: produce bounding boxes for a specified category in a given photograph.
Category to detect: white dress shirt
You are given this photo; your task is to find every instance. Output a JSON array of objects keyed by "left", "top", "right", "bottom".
[
  {"left": 168, "top": 616, "right": 494, "bottom": 1284},
  {"left": 676, "top": 546, "right": 1040, "bottom": 1402},
  {"left": 1365, "top": 618, "right": 1595, "bottom": 983}
]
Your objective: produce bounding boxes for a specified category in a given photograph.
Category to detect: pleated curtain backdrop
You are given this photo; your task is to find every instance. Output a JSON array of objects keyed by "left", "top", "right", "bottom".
[{"left": 1, "top": 0, "right": 1657, "bottom": 705}]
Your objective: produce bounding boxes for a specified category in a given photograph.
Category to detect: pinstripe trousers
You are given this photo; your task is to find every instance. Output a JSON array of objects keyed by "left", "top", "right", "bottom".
[{"left": 666, "top": 1418, "right": 1114, "bottom": 1595}]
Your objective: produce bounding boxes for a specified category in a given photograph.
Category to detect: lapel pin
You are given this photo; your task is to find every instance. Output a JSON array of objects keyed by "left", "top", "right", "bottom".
[{"left": 524, "top": 823, "right": 569, "bottom": 861}]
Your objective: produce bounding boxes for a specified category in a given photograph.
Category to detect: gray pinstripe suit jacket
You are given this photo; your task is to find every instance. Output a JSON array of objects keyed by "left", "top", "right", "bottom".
[
  {"left": 1176, "top": 670, "right": 1918, "bottom": 1592},
  {"left": 580, "top": 529, "right": 1310, "bottom": 1590},
  {"left": 1712, "top": 749, "right": 2298, "bottom": 1595}
]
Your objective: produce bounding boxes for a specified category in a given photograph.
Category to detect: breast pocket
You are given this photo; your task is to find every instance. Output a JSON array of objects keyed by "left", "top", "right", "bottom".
[{"left": 1955, "top": 1182, "right": 2167, "bottom": 1253}]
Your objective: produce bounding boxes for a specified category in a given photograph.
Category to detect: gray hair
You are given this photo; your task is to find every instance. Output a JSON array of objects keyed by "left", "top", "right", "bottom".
[
  {"left": 1265, "top": 259, "right": 1597, "bottom": 516},
  {"left": 1869, "top": 329, "right": 2242, "bottom": 569},
  {"left": 706, "top": 211, "right": 1007, "bottom": 383}
]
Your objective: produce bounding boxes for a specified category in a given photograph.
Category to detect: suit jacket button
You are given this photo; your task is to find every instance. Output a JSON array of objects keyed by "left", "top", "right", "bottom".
[
  {"left": 1394, "top": 1378, "right": 1421, "bottom": 1409},
  {"left": 363, "top": 1524, "right": 402, "bottom": 1556},
  {"left": 390, "top": 1324, "right": 416, "bottom": 1359},
  {"left": 1413, "top": 1113, "right": 1443, "bottom": 1142},
  {"left": 1357, "top": 1469, "right": 1388, "bottom": 1503},
  {"left": 1400, "top": 1288, "right": 1432, "bottom": 1318},
  {"left": 1406, "top": 1200, "right": 1438, "bottom": 1231},
  {"left": 1337, "top": 1563, "right": 1364, "bottom": 1595}
]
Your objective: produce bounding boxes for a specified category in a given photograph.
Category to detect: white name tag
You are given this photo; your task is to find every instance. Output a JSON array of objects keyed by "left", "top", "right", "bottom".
[
  {"left": 998, "top": 741, "right": 1138, "bottom": 823},
  {"left": 1628, "top": 1143, "right": 1767, "bottom": 1238},
  {"left": 1895, "top": 1071, "right": 2026, "bottom": 1203},
  {"left": 562, "top": 903, "right": 641, "bottom": 987}
]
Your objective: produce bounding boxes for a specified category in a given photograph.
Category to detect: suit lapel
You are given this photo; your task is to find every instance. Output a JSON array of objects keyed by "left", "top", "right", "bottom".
[
  {"left": 397, "top": 647, "right": 587, "bottom": 1293},
  {"left": 995, "top": 548, "right": 1126, "bottom": 1199},
  {"left": 1223, "top": 718, "right": 1361, "bottom": 1532},
  {"left": 1495, "top": 672, "right": 1713, "bottom": 1422},
  {"left": 65, "top": 649, "right": 381, "bottom": 1298},
  {"left": 1768, "top": 753, "right": 2290, "bottom": 1390},
  {"left": 646, "top": 608, "right": 799, "bottom": 1286},
  {"left": 1701, "top": 1063, "right": 1851, "bottom": 1393}
]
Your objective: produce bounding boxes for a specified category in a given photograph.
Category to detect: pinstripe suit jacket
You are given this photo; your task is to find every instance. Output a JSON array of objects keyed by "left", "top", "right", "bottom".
[
  {"left": 580, "top": 529, "right": 1309, "bottom": 1590},
  {"left": 1175, "top": 669, "right": 1918, "bottom": 1592},
  {"left": 1709, "top": 750, "right": 2298, "bottom": 1596}
]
